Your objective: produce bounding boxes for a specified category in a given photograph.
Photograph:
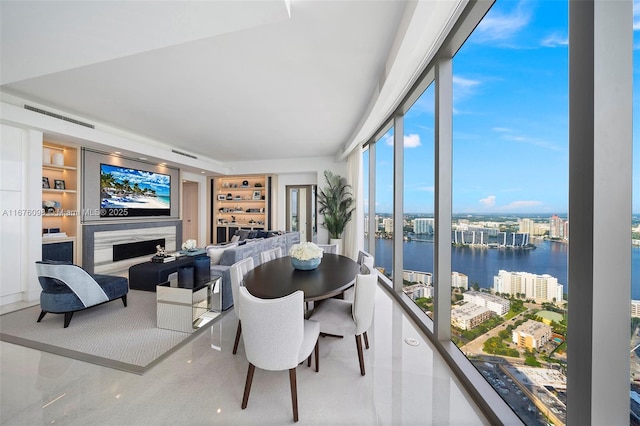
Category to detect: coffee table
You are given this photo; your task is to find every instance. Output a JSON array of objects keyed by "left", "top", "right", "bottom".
[{"left": 156, "top": 275, "right": 222, "bottom": 333}]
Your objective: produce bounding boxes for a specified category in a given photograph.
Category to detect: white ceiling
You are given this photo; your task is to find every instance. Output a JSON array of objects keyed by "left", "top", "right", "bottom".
[{"left": 0, "top": 1, "right": 463, "bottom": 167}]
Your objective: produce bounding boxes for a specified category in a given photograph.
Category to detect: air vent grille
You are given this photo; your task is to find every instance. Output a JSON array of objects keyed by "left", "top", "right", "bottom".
[
  {"left": 24, "top": 105, "right": 95, "bottom": 129},
  {"left": 171, "top": 149, "right": 197, "bottom": 159}
]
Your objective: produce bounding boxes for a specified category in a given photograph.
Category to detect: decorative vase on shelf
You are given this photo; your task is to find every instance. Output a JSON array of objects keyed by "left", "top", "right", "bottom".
[{"left": 291, "top": 257, "right": 321, "bottom": 271}]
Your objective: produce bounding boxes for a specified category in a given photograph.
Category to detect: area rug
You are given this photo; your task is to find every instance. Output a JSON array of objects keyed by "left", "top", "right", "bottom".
[{"left": 0, "top": 290, "right": 222, "bottom": 375}]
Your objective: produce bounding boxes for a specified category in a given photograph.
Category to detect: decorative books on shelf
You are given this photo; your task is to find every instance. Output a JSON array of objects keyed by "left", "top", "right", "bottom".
[{"left": 151, "top": 255, "right": 176, "bottom": 263}]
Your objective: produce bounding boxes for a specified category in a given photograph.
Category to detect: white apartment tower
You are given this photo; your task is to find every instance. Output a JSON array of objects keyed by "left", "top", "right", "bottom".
[
  {"left": 493, "top": 270, "right": 564, "bottom": 303},
  {"left": 413, "top": 218, "right": 434, "bottom": 234}
]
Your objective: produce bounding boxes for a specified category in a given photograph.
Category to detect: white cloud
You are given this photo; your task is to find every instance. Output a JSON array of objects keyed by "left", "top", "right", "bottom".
[
  {"left": 385, "top": 133, "right": 422, "bottom": 148},
  {"left": 480, "top": 195, "right": 496, "bottom": 207},
  {"left": 502, "top": 200, "right": 544, "bottom": 210},
  {"left": 474, "top": 0, "right": 531, "bottom": 42},
  {"left": 493, "top": 127, "right": 512, "bottom": 133},
  {"left": 635, "top": 0, "right": 640, "bottom": 30},
  {"left": 541, "top": 33, "right": 568, "bottom": 47},
  {"left": 404, "top": 134, "right": 421, "bottom": 148},
  {"left": 453, "top": 76, "right": 480, "bottom": 90}
]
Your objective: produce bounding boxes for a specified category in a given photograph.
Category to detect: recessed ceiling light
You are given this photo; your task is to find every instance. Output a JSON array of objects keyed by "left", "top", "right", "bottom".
[
  {"left": 114, "top": 151, "right": 121, "bottom": 155},
  {"left": 201, "top": 171, "right": 205, "bottom": 174},
  {"left": 138, "top": 157, "right": 147, "bottom": 161}
]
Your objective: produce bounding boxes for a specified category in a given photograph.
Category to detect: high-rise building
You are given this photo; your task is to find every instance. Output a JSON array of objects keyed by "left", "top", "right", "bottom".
[
  {"left": 550, "top": 215, "right": 566, "bottom": 239},
  {"left": 413, "top": 218, "right": 434, "bottom": 234},
  {"left": 383, "top": 218, "right": 393, "bottom": 233},
  {"left": 493, "top": 270, "right": 564, "bottom": 303}
]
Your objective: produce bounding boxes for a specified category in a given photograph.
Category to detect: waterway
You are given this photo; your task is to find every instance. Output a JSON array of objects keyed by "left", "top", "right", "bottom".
[{"left": 373, "top": 236, "right": 640, "bottom": 299}]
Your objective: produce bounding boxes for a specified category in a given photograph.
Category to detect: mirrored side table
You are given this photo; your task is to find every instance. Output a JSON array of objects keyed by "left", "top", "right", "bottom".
[{"left": 156, "top": 275, "right": 222, "bottom": 333}]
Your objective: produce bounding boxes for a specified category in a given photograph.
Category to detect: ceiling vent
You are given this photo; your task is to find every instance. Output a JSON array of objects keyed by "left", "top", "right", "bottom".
[
  {"left": 171, "top": 149, "right": 197, "bottom": 160},
  {"left": 24, "top": 105, "right": 95, "bottom": 129}
]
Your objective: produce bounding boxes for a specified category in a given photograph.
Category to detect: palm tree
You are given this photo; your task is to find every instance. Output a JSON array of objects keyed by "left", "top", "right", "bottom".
[{"left": 317, "top": 170, "right": 355, "bottom": 239}]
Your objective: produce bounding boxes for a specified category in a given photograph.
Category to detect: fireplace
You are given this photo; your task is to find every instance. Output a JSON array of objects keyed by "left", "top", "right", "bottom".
[{"left": 113, "top": 238, "right": 165, "bottom": 262}]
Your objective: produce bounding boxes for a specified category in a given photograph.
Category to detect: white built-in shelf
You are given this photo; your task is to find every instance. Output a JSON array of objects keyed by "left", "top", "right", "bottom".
[
  {"left": 43, "top": 188, "right": 77, "bottom": 194},
  {"left": 43, "top": 163, "right": 77, "bottom": 171}
]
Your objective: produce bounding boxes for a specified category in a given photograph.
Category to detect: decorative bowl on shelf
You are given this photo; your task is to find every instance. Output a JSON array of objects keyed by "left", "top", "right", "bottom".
[{"left": 290, "top": 257, "right": 321, "bottom": 271}]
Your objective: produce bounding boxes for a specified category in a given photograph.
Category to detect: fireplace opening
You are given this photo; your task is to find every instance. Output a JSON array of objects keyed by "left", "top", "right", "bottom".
[{"left": 113, "top": 238, "right": 165, "bottom": 262}]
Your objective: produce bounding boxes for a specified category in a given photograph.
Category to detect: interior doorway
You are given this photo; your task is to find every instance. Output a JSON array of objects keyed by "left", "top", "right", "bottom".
[
  {"left": 182, "top": 181, "right": 199, "bottom": 243},
  {"left": 286, "top": 185, "right": 316, "bottom": 243}
]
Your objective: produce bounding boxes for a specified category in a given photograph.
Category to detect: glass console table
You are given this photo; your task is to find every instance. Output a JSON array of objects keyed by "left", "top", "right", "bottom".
[{"left": 156, "top": 275, "right": 222, "bottom": 333}]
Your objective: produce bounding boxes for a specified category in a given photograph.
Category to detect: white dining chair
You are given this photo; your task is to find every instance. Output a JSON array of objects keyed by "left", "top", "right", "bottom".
[
  {"left": 309, "top": 273, "right": 377, "bottom": 376},
  {"left": 239, "top": 287, "right": 319, "bottom": 422},
  {"left": 343, "top": 251, "right": 374, "bottom": 300},
  {"left": 259, "top": 247, "right": 282, "bottom": 264},
  {"left": 230, "top": 257, "right": 255, "bottom": 355},
  {"left": 317, "top": 244, "right": 338, "bottom": 254}
]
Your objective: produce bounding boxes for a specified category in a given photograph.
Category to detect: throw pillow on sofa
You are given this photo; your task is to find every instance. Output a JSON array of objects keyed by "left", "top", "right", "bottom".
[{"left": 206, "top": 242, "right": 238, "bottom": 265}]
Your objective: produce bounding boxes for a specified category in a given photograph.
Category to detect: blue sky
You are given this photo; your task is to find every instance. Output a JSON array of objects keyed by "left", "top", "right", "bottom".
[{"left": 371, "top": 0, "right": 640, "bottom": 215}]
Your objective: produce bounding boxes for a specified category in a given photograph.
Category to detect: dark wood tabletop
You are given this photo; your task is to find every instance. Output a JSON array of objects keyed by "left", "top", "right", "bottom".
[{"left": 244, "top": 254, "right": 360, "bottom": 301}]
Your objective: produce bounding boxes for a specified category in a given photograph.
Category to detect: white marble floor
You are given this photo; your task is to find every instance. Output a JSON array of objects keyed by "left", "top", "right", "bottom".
[{"left": 0, "top": 285, "right": 489, "bottom": 425}]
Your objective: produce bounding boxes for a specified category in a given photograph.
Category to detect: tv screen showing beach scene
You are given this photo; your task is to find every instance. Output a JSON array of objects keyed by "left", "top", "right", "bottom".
[{"left": 100, "top": 164, "right": 171, "bottom": 217}]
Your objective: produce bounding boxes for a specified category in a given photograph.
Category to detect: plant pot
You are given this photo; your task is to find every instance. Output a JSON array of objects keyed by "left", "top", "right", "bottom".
[{"left": 330, "top": 238, "right": 342, "bottom": 255}]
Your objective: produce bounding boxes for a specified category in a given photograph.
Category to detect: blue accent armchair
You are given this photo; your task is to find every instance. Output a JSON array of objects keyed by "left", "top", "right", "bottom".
[{"left": 35, "top": 261, "right": 129, "bottom": 328}]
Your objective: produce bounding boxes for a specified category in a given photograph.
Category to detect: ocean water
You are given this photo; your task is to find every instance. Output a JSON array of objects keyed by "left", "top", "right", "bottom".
[{"left": 373, "top": 237, "right": 640, "bottom": 299}]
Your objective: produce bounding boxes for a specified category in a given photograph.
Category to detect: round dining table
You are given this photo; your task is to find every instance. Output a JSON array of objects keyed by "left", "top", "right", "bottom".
[{"left": 244, "top": 254, "right": 360, "bottom": 301}]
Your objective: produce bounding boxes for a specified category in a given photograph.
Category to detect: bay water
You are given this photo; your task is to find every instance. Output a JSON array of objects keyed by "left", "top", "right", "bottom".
[{"left": 373, "top": 237, "right": 640, "bottom": 299}]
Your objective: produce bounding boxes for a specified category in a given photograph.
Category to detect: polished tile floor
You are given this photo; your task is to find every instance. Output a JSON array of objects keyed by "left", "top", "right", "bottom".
[{"left": 1, "top": 284, "right": 489, "bottom": 425}]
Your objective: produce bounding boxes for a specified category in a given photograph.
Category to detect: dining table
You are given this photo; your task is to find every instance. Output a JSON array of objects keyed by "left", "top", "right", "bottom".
[{"left": 243, "top": 253, "right": 360, "bottom": 302}]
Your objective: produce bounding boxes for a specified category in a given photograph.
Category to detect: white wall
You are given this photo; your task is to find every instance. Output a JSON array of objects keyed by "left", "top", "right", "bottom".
[{"left": 0, "top": 124, "right": 43, "bottom": 304}]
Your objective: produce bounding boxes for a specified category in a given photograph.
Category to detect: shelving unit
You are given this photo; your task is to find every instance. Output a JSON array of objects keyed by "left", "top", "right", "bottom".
[
  {"left": 213, "top": 175, "right": 269, "bottom": 244},
  {"left": 41, "top": 142, "right": 80, "bottom": 263}
]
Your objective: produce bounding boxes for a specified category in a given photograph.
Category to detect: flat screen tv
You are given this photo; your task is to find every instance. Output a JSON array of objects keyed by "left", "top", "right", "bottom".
[{"left": 100, "top": 164, "right": 171, "bottom": 217}]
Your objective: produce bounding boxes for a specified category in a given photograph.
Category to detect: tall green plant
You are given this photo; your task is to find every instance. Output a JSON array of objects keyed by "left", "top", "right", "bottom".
[{"left": 317, "top": 170, "right": 355, "bottom": 239}]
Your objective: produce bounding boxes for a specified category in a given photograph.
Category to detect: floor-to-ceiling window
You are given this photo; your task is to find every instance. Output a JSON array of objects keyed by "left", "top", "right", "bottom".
[
  {"left": 402, "top": 84, "right": 435, "bottom": 319},
  {"left": 363, "top": 147, "right": 370, "bottom": 253},
  {"left": 361, "top": 1, "right": 630, "bottom": 423},
  {"left": 450, "top": 2, "right": 569, "bottom": 423},
  {"left": 375, "top": 127, "right": 394, "bottom": 283}
]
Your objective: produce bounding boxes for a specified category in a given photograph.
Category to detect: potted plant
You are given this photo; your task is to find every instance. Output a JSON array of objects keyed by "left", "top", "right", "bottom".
[{"left": 317, "top": 170, "right": 355, "bottom": 254}]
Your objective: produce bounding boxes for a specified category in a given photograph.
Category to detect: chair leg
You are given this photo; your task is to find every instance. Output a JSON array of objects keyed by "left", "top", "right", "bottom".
[
  {"left": 289, "top": 368, "right": 299, "bottom": 422},
  {"left": 355, "top": 335, "right": 365, "bottom": 376},
  {"left": 241, "top": 363, "right": 255, "bottom": 409},
  {"left": 363, "top": 330, "right": 369, "bottom": 349},
  {"left": 233, "top": 320, "right": 242, "bottom": 355},
  {"left": 121, "top": 294, "right": 128, "bottom": 307},
  {"left": 315, "top": 339, "right": 319, "bottom": 373},
  {"left": 37, "top": 311, "right": 47, "bottom": 323},
  {"left": 63, "top": 312, "right": 74, "bottom": 328}
]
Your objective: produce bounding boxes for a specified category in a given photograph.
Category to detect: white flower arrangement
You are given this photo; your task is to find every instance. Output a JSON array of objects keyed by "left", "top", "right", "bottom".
[
  {"left": 289, "top": 242, "right": 324, "bottom": 261},
  {"left": 181, "top": 239, "right": 197, "bottom": 251}
]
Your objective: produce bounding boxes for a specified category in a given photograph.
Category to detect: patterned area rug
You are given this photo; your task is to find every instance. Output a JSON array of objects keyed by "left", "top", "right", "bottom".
[{"left": 0, "top": 290, "right": 218, "bottom": 374}]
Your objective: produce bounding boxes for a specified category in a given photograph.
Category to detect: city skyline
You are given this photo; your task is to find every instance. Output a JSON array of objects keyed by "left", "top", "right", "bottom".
[{"left": 369, "top": 0, "right": 640, "bottom": 214}]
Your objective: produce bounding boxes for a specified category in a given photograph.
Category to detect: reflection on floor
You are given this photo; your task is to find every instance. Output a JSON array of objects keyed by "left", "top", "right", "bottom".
[{"left": 0, "top": 284, "right": 489, "bottom": 425}]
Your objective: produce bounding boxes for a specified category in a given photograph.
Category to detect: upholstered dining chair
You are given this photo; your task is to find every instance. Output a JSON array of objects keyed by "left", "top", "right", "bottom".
[
  {"left": 317, "top": 243, "right": 338, "bottom": 254},
  {"left": 309, "top": 273, "right": 377, "bottom": 376},
  {"left": 239, "top": 287, "right": 319, "bottom": 422},
  {"left": 259, "top": 247, "right": 282, "bottom": 264},
  {"left": 343, "top": 251, "right": 374, "bottom": 300},
  {"left": 230, "top": 257, "right": 255, "bottom": 355},
  {"left": 35, "top": 261, "right": 129, "bottom": 328},
  {"left": 360, "top": 253, "right": 375, "bottom": 275}
]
